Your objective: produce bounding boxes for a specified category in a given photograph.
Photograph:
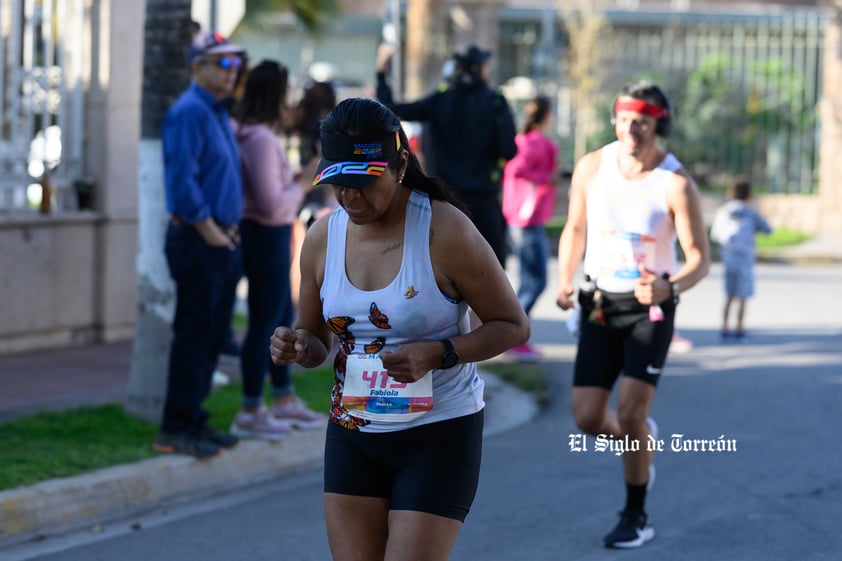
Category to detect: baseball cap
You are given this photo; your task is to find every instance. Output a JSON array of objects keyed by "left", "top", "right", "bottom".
[
  {"left": 311, "top": 130, "right": 402, "bottom": 189},
  {"left": 188, "top": 30, "right": 243, "bottom": 61},
  {"left": 454, "top": 44, "right": 491, "bottom": 68}
]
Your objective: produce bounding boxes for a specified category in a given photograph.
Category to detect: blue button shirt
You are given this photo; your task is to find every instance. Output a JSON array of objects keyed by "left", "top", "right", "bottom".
[{"left": 162, "top": 82, "right": 243, "bottom": 228}]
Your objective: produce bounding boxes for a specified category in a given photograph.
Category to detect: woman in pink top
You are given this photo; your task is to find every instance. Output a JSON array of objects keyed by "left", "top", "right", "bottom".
[
  {"left": 231, "top": 60, "right": 325, "bottom": 440},
  {"left": 502, "top": 96, "right": 559, "bottom": 360}
]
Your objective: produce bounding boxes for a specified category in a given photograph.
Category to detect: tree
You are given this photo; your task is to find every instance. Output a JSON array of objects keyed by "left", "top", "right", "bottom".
[
  {"left": 246, "top": 0, "right": 338, "bottom": 32},
  {"left": 557, "top": 0, "right": 611, "bottom": 162},
  {"left": 672, "top": 54, "right": 747, "bottom": 185},
  {"left": 405, "top": 0, "right": 448, "bottom": 98},
  {"left": 127, "top": 0, "right": 336, "bottom": 422},
  {"left": 126, "top": 0, "right": 193, "bottom": 421},
  {"left": 670, "top": 51, "right": 813, "bottom": 191}
]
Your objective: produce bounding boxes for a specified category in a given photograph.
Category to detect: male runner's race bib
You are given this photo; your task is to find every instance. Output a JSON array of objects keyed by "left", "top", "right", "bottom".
[
  {"left": 598, "top": 230, "right": 656, "bottom": 281},
  {"left": 342, "top": 354, "right": 433, "bottom": 422}
]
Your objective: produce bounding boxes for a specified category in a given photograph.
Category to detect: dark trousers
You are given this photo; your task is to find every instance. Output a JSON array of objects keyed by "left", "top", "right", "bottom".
[
  {"left": 454, "top": 190, "right": 507, "bottom": 267},
  {"left": 509, "top": 225, "right": 549, "bottom": 316},
  {"left": 161, "top": 222, "right": 242, "bottom": 434},
  {"left": 240, "top": 219, "right": 293, "bottom": 407}
]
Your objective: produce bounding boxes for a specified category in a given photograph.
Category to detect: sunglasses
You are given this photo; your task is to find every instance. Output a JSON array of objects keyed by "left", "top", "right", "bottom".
[{"left": 202, "top": 56, "right": 242, "bottom": 70}]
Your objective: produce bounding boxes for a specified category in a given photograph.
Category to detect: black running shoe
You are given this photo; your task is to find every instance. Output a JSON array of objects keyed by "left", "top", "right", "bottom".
[
  {"left": 200, "top": 426, "right": 240, "bottom": 449},
  {"left": 153, "top": 431, "right": 221, "bottom": 459},
  {"left": 603, "top": 510, "right": 655, "bottom": 548}
]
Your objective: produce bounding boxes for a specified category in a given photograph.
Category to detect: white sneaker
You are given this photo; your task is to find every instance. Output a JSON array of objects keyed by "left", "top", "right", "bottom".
[
  {"left": 230, "top": 407, "right": 294, "bottom": 441},
  {"left": 212, "top": 370, "right": 230, "bottom": 387},
  {"left": 646, "top": 416, "right": 658, "bottom": 492},
  {"left": 271, "top": 397, "right": 327, "bottom": 430}
]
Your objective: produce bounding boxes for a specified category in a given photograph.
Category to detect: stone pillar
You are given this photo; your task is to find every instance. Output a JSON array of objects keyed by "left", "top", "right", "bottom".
[
  {"left": 818, "top": 1, "right": 842, "bottom": 233},
  {"left": 91, "top": 0, "right": 144, "bottom": 340},
  {"left": 0, "top": 3, "right": 10, "bottom": 42}
]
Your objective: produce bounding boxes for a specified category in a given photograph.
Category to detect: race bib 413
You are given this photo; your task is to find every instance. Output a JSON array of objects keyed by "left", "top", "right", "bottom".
[{"left": 342, "top": 354, "right": 433, "bottom": 422}]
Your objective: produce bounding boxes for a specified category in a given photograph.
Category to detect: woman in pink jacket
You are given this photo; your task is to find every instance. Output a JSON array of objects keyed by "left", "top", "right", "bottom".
[
  {"left": 231, "top": 60, "right": 325, "bottom": 439},
  {"left": 502, "top": 96, "right": 559, "bottom": 360}
]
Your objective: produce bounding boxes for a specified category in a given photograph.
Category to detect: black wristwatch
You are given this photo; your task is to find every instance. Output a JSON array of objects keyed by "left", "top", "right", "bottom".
[
  {"left": 439, "top": 339, "right": 459, "bottom": 369},
  {"left": 670, "top": 281, "right": 681, "bottom": 304},
  {"left": 662, "top": 273, "right": 680, "bottom": 304}
]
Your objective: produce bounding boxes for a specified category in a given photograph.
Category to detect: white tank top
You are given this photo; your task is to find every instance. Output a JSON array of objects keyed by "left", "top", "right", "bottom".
[
  {"left": 584, "top": 141, "right": 681, "bottom": 293},
  {"left": 321, "top": 190, "right": 485, "bottom": 433}
]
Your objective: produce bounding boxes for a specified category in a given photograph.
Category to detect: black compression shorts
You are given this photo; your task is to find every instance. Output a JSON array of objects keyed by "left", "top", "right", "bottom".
[
  {"left": 573, "top": 299, "right": 675, "bottom": 389},
  {"left": 323, "top": 410, "right": 484, "bottom": 522}
]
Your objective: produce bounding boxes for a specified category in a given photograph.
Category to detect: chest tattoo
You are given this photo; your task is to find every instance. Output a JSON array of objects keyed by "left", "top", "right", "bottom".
[{"left": 382, "top": 242, "right": 403, "bottom": 256}]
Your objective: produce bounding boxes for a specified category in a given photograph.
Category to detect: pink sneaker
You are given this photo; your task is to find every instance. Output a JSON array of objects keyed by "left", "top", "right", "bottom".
[
  {"left": 671, "top": 332, "right": 694, "bottom": 354},
  {"left": 506, "top": 343, "right": 542, "bottom": 362},
  {"left": 230, "top": 407, "right": 294, "bottom": 441},
  {"left": 271, "top": 397, "right": 327, "bottom": 430}
]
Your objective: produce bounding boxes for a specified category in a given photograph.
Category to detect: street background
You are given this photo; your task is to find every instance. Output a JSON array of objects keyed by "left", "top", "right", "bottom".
[{"left": 2, "top": 256, "right": 840, "bottom": 560}]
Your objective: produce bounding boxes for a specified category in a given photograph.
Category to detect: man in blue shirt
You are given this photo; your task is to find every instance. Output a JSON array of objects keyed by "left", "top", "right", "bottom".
[{"left": 154, "top": 30, "right": 245, "bottom": 458}]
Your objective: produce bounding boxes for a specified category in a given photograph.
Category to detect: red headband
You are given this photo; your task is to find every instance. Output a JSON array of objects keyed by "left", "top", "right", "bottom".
[{"left": 614, "top": 99, "right": 669, "bottom": 119}]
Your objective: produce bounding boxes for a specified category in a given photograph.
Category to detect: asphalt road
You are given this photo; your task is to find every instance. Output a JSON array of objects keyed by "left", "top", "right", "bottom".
[{"left": 3, "top": 261, "right": 841, "bottom": 561}]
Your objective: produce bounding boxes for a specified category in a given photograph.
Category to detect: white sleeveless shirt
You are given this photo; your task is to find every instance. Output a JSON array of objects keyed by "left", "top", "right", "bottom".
[
  {"left": 584, "top": 141, "right": 681, "bottom": 293},
  {"left": 321, "top": 190, "right": 485, "bottom": 433}
]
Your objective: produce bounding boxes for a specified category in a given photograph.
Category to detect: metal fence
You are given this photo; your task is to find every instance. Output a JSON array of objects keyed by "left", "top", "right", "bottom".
[
  {"left": 498, "top": 8, "right": 826, "bottom": 194},
  {"left": 0, "top": 0, "right": 86, "bottom": 215},
  {"left": 0, "top": 4, "right": 824, "bottom": 214}
]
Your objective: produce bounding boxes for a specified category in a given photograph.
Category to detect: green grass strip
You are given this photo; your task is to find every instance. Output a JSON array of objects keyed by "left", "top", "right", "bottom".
[
  {"left": 0, "top": 367, "right": 335, "bottom": 491},
  {"left": 0, "top": 405, "right": 158, "bottom": 490},
  {"left": 756, "top": 228, "right": 812, "bottom": 250}
]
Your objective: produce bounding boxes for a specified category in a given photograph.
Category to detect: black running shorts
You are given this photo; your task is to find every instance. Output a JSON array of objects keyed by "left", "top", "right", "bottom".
[
  {"left": 573, "top": 301, "right": 675, "bottom": 389},
  {"left": 323, "top": 410, "right": 484, "bottom": 522}
]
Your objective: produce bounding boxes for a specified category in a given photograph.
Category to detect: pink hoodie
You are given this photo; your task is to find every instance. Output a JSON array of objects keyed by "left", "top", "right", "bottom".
[
  {"left": 502, "top": 129, "right": 558, "bottom": 227},
  {"left": 234, "top": 121, "right": 303, "bottom": 226}
]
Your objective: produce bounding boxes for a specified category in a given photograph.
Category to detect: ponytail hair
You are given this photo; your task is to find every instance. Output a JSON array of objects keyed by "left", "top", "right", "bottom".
[{"left": 521, "top": 96, "right": 551, "bottom": 134}]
